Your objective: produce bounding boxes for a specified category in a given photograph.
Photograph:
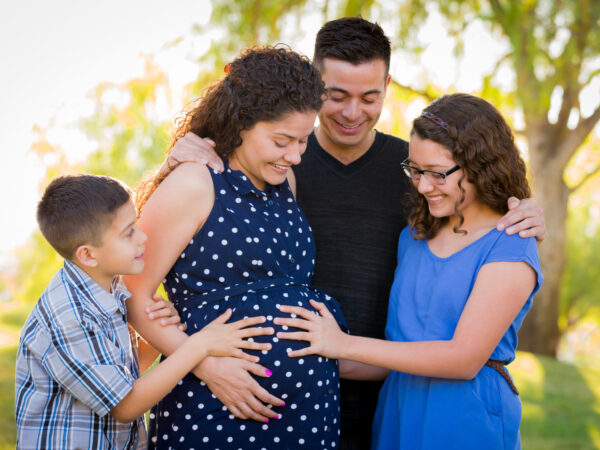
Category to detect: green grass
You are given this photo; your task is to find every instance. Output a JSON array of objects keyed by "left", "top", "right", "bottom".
[{"left": 1, "top": 300, "right": 599, "bottom": 449}]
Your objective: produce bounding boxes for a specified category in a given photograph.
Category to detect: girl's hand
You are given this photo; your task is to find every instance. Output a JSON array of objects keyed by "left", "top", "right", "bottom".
[
  {"left": 145, "top": 294, "right": 187, "bottom": 331},
  {"left": 274, "top": 299, "right": 347, "bottom": 359},
  {"left": 194, "top": 309, "right": 274, "bottom": 363}
]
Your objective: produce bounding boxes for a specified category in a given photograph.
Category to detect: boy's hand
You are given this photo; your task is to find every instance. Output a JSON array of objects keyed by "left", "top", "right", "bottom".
[
  {"left": 274, "top": 299, "right": 346, "bottom": 359},
  {"left": 497, "top": 197, "right": 546, "bottom": 242},
  {"left": 168, "top": 132, "right": 224, "bottom": 172},
  {"left": 145, "top": 294, "right": 186, "bottom": 331},
  {"left": 195, "top": 309, "right": 274, "bottom": 362}
]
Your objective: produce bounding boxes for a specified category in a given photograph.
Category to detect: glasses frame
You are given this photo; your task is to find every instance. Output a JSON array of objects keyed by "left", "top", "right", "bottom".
[{"left": 401, "top": 159, "right": 460, "bottom": 185}]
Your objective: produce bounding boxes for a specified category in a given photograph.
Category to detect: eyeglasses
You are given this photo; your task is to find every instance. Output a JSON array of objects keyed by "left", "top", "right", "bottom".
[{"left": 401, "top": 159, "right": 460, "bottom": 185}]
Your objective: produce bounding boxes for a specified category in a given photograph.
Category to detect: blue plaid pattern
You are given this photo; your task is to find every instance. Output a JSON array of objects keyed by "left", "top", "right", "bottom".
[{"left": 15, "top": 261, "right": 146, "bottom": 449}]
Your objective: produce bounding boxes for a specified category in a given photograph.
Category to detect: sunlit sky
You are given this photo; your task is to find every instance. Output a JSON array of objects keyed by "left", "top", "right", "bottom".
[
  {"left": 1, "top": 2, "right": 597, "bottom": 265},
  {"left": 0, "top": 0, "right": 211, "bottom": 260}
]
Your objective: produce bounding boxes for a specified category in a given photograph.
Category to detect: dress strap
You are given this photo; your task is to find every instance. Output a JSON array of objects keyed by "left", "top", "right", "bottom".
[{"left": 485, "top": 359, "right": 519, "bottom": 395}]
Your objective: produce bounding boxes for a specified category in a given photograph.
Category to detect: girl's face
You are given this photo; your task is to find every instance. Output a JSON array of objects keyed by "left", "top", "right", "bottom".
[
  {"left": 408, "top": 134, "right": 479, "bottom": 222},
  {"left": 229, "top": 111, "right": 317, "bottom": 190}
]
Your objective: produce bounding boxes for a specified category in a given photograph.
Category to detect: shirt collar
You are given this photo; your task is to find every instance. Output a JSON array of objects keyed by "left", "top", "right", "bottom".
[
  {"left": 222, "top": 159, "right": 281, "bottom": 198},
  {"left": 63, "top": 260, "right": 130, "bottom": 317}
]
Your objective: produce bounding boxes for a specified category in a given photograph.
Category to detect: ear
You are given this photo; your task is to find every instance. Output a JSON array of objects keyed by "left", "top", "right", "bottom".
[
  {"left": 385, "top": 73, "right": 392, "bottom": 89},
  {"left": 74, "top": 245, "right": 99, "bottom": 268}
]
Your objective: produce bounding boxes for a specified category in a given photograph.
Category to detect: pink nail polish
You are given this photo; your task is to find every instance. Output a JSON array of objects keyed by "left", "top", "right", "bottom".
[
  {"left": 280, "top": 402, "right": 285, "bottom": 407},
  {"left": 265, "top": 369, "right": 272, "bottom": 376},
  {"left": 264, "top": 419, "right": 269, "bottom": 423}
]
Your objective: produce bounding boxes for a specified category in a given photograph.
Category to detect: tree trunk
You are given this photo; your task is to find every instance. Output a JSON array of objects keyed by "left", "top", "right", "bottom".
[{"left": 518, "top": 128, "right": 569, "bottom": 356}]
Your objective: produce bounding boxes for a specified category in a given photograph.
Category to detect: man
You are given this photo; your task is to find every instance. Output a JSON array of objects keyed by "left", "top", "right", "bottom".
[{"left": 167, "top": 17, "right": 545, "bottom": 449}]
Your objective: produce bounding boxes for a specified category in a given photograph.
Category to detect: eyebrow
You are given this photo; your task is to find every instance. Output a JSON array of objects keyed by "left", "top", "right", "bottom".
[
  {"left": 272, "top": 132, "right": 311, "bottom": 140},
  {"left": 326, "top": 87, "right": 382, "bottom": 96},
  {"left": 406, "top": 159, "right": 454, "bottom": 170}
]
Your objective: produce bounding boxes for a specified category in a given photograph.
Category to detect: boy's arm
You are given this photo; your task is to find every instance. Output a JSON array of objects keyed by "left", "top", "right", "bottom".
[
  {"left": 111, "top": 310, "right": 273, "bottom": 423},
  {"left": 111, "top": 330, "right": 208, "bottom": 422}
]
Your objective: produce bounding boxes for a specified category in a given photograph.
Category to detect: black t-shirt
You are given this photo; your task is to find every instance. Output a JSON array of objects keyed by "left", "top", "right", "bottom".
[{"left": 295, "top": 131, "right": 411, "bottom": 447}]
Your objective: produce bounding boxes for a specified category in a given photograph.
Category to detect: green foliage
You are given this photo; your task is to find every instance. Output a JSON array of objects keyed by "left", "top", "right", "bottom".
[{"left": 561, "top": 192, "right": 600, "bottom": 327}]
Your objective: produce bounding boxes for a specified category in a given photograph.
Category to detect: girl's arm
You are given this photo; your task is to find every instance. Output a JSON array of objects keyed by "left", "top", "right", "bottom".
[
  {"left": 339, "top": 360, "right": 390, "bottom": 381},
  {"left": 275, "top": 260, "right": 536, "bottom": 380}
]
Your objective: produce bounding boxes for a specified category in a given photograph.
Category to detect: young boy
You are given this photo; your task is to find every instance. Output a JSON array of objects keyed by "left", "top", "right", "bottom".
[{"left": 15, "top": 174, "right": 273, "bottom": 449}]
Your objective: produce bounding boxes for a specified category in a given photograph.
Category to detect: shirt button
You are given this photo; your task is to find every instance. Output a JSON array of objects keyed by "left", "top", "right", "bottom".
[
  {"left": 328, "top": 389, "right": 334, "bottom": 394},
  {"left": 290, "top": 257, "right": 295, "bottom": 263},
  {"left": 325, "top": 426, "right": 331, "bottom": 432},
  {"left": 267, "top": 200, "right": 274, "bottom": 206}
]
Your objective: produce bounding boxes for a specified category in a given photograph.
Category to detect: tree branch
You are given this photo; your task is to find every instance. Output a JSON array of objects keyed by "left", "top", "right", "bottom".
[
  {"left": 569, "top": 161, "right": 600, "bottom": 193},
  {"left": 581, "top": 68, "right": 600, "bottom": 89},
  {"left": 389, "top": 78, "right": 436, "bottom": 102}
]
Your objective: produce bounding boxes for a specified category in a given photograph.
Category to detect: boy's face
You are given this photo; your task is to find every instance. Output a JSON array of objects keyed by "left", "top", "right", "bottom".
[
  {"left": 317, "top": 58, "right": 391, "bottom": 155},
  {"left": 91, "top": 199, "right": 147, "bottom": 284}
]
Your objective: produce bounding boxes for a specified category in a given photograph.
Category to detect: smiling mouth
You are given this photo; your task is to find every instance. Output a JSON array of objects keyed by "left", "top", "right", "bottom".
[
  {"left": 270, "top": 163, "right": 289, "bottom": 170},
  {"left": 334, "top": 120, "right": 365, "bottom": 131}
]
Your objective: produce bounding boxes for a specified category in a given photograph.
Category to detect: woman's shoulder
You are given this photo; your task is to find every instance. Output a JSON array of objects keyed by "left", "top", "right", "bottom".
[{"left": 161, "top": 162, "right": 215, "bottom": 199}]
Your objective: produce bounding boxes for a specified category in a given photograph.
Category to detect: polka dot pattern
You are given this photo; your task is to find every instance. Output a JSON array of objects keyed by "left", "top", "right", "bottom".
[{"left": 148, "top": 163, "right": 346, "bottom": 449}]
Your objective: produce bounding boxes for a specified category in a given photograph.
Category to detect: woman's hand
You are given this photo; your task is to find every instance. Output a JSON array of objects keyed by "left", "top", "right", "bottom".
[
  {"left": 145, "top": 293, "right": 186, "bottom": 331},
  {"left": 193, "top": 357, "right": 285, "bottom": 422},
  {"left": 274, "top": 299, "right": 348, "bottom": 359}
]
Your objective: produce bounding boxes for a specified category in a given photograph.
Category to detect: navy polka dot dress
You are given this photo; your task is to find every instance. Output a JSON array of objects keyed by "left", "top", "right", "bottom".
[{"left": 147, "top": 162, "right": 347, "bottom": 449}]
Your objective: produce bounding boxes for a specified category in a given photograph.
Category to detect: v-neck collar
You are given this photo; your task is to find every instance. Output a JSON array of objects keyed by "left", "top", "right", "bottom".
[{"left": 308, "top": 131, "right": 386, "bottom": 177}]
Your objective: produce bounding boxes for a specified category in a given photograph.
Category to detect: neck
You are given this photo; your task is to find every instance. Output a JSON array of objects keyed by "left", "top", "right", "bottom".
[
  {"left": 72, "top": 262, "right": 114, "bottom": 293},
  {"left": 446, "top": 203, "right": 501, "bottom": 234},
  {"left": 314, "top": 126, "right": 375, "bottom": 165}
]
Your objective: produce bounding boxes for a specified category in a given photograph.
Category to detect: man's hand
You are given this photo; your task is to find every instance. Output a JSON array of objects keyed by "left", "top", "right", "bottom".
[
  {"left": 497, "top": 197, "right": 546, "bottom": 242},
  {"left": 193, "top": 356, "right": 284, "bottom": 422},
  {"left": 167, "top": 132, "right": 224, "bottom": 172}
]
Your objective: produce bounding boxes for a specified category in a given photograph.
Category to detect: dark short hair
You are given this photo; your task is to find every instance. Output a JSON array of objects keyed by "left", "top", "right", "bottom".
[
  {"left": 408, "top": 93, "right": 531, "bottom": 239},
  {"left": 37, "top": 174, "right": 132, "bottom": 259},
  {"left": 137, "top": 45, "right": 325, "bottom": 210},
  {"left": 314, "top": 17, "right": 391, "bottom": 75}
]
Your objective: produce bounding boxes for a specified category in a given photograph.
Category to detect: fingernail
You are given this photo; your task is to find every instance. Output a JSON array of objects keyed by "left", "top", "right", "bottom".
[
  {"left": 148, "top": 313, "right": 154, "bottom": 319},
  {"left": 264, "top": 419, "right": 269, "bottom": 423},
  {"left": 497, "top": 224, "right": 504, "bottom": 231},
  {"left": 265, "top": 369, "right": 272, "bottom": 376},
  {"left": 275, "top": 414, "right": 281, "bottom": 419},
  {"left": 280, "top": 402, "right": 285, "bottom": 407}
]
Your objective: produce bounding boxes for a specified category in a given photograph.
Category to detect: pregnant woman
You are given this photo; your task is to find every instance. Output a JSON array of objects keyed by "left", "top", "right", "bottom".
[{"left": 125, "top": 46, "right": 346, "bottom": 449}]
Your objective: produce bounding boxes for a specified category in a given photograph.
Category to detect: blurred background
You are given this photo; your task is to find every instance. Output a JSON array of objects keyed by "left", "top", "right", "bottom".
[{"left": 1, "top": 0, "right": 599, "bottom": 448}]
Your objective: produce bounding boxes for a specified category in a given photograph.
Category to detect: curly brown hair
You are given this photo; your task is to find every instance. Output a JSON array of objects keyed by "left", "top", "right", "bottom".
[
  {"left": 408, "top": 93, "right": 531, "bottom": 240},
  {"left": 137, "top": 45, "right": 325, "bottom": 210}
]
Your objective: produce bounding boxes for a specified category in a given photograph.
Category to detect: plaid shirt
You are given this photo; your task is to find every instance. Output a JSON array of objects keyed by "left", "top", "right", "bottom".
[{"left": 15, "top": 261, "right": 146, "bottom": 449}]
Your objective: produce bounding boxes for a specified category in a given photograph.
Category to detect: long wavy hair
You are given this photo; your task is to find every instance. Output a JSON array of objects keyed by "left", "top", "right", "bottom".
[
  {"left": 408, "top": 93, "right": 531, "bottom": 240},
  {"left": 136, "top": 45, "right": 325, "bottom": 210}
]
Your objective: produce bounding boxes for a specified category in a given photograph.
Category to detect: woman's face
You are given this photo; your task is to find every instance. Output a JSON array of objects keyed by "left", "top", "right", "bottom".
[
  {"left": 408, "top": 134, "right": 479, "bottom": 221},
  {"left": 230, "top": 111, "right": 317, "bottom": 190}
]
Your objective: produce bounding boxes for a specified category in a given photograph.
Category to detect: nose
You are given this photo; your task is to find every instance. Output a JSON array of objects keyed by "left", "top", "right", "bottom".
[
  {"left": 416, "top": 176, "right": 434, "bottom": 194},
  {"left": 341, "top": 98, "right": 360, "bottom": 121},
  {"left": 138, "top": 228, "right": 148, "bottom": 245},
  {"left": 284, "top": 143, "right": 303, "bottom": 165}
]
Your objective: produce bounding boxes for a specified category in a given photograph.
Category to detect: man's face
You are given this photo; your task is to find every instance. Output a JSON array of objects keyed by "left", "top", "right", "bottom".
[{"left": 317, "top": 58, "right": 391, "bottom": 155}]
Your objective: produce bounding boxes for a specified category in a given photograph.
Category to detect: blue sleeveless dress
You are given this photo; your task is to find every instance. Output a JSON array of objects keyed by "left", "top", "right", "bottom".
[
  {"left": 371, "top": 227, "right": 543, "bottom": 450},
  {"left": 147, "top": 162, "right": 347, "bottom": 449}
]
